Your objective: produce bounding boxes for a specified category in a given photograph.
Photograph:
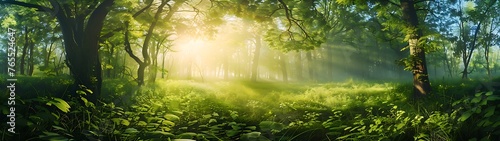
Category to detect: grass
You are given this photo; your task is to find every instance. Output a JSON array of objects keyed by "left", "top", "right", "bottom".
[{"left": 1, "top": 76, "right": 499, "bottom": 140}]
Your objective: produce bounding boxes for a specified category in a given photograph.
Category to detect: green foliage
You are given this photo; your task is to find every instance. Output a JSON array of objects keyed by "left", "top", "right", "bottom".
[
  {"left": 452, "top": 90, "right": 500, "bottom": 139},
  {"left": 4, "top": 77, "right": 500, "bottom": 140},
  {"left": 45, "top": 97, "right": 71, "bottom": 113}
]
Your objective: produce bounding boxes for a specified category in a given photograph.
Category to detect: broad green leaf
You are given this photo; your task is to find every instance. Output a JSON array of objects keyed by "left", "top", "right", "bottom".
[
  {"left": 246, "top": 132, "right": 261, "bottom": 138},
  {"left": 492, "top": 121, "right": 500, "bottom": 128},
  {"left": 484, "top": 106, "right": 495, "bottom": 117},
  {"left": 458, "top": 111, "right": 473, "bottom": 122},
  {"left": 124, "top": 128, "right": 139, "bottom": 134},
  {"left": 471, "top": 97, "right": 481, "bottom": 103},
  {"left": 487, "top": 95, "right": 500, "bottom": 101},
  {"left": 147, "top": 117, "right": 165, "bottom": 123},
  {"left": 479, "top": 99, "right": 488, "bottom": 106},
  {"left": 164, "top": 114, "right": 180, "bottom": 121},
  {"left": 226, "top": 130, "right": 239, "bottom": 137},
  {"left": 259, "top": 121, "right": 285, "bottom": 132},
  {"left": 121, "top": 119, "right": 130, "bottom": 126},
  {"left": 177, "top": 132, "right": 197, "bottom": 139},
  {"left": 246, "top": 126, "right": 257, "bottom": 130},
  {"left": 138, "top": 121, "right": 147, "bottom": 126},
  {"left": 475, "top": 107, "right": 482, "bottom": 114},
  {"left": 485, "top": 91, "right": 493, "bottom": 96},
  {"left": 475, "top": 92, "right": 483, "bottom": 97},
  {"left": 161, "top": 120, "right": 175, "bottom": 126},
  {"left": 111, "top": 118, "right": 123, "bottom": 125},
  {"left": 209, "top": 118, "right": 217, "bottom": 123},
  {"left": 46, "top": 98, "right": 70, "bottom": 113}
]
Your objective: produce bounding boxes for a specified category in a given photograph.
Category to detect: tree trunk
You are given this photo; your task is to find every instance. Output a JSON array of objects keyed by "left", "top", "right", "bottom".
[
  {"left": 295, "top": 51, "right": 303, "bottom": 81},
  {"left": 161, "top": 50, "right": 167, "bottom": 79},
  {"left": 306, "top": 51, "right": 314, "bottom": 81},
  {"left": 20, "top": 26, "right": 29, "bottom": 75},
  {"left": 325, "top": 46, "right": 333, "bottom": 81},
  {"left": 485, "top": 48, "right": 491, "bottom": 79},
  {"left": 28, "top": 40, "right": 35, "bottom": 76},
  {"left": 460, "top": 22, "right": 482, "bottom": 79},
  {"left": 400, "top": 0, "right": 431, "bottom": 97},
  {"left": 279, "top": 52, "right": 288, "bottom": 83},
  {"left": 251, "top": 35, "right": 262, "bottom": 82},
  {"left": 44, "top": 40, "right": 55, "bottom": 69},
  {"left": 149, "top": 40, "right": 159, "bottom": 83},
  {"left": 484, "top": 21, "right": 494, "bottom": 79},
  {"left": 137, "top": 64, "right": 147, "bottom": 85},
  {"left": 53, "top": 0, "right": 114, "bottom": 103},
  {"left": 442, "top": 42, "right": 453, "bottom": 78},
  {"left": 123, "top": 0, "right": 179, "bottom": 85},
  {"left": 106, "top": 43, "right": 114, "bottom": 78}
]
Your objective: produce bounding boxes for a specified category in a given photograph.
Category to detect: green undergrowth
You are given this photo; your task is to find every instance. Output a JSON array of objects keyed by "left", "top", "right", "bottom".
[{"left": 2, "top": 76, "right": 500, "bottom": 140}]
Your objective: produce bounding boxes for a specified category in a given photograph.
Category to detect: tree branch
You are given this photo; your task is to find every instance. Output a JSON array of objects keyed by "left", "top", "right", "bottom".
[
  {"left": 100, "top": 1, "right": 154, "bottom": 42},
  {"left": 124, "top": 22, "right": 143, "bottom": 64},
  {"left": 0, "top": 0, "right": 51, "bottom": 11},
  {"left": 277, "top": 0, "right": 311, "bottom": 40}
]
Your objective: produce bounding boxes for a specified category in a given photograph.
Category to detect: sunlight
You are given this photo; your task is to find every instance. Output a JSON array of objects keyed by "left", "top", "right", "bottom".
[{"left": 182, "top": 39, "right": 205, "bottom": 54}]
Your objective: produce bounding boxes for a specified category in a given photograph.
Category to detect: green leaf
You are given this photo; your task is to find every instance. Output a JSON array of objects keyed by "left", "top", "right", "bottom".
[
  {"left": 475, "top": 107, "right": 482, "bottom": 114},
  {"left": 492, "top": 121, "right": 500, "bottom": 128},
  {"left": 147, "top": 117, "right": 164, "bottom": 123},
  {"left": 259, "top": 121, "right": 285, "bottom": 132},
  {"left": 487, "top": 95, "right": 500, "bottom": 101},
  {"left": 226, "top": 130, "right": 239, "bottom": 137},
  {"left": 209, "top": 118, "right": 217, "bottom": 123},
  {"left": 138, "top": 121, "right": 147, "bottom": 126},
  {"left": 145, "top": 131, "right": 175, "bottom": 138},
  {"left": 177, "top": 132, "right": 197, "bottom": 139},
  {"left": 484, "top": 106, "right": 495, "bottom": 117},
  {"left": 475, "top": 92, "right": 483, "bottom": 97},
  {"left": 52, "top": 126, "right": 67, "bottom": 131},
  {"left": 46, "top": 98, "right": 71, "bottom": 113},
  {"left": 246, "top": 132, "right": 261, "bottom": 138},
  {"left": 452, "top": 100, "right": 462, "bottom": 106},
  {"left": 479, "top": 99, "right": 488, "bottom": 106},
  {"left": 111, "top": 118, "right": 123, "bottom": 125},
  {"left": 161, "top": 120, "right": 175, "bottom": 127},
  {"left": 471, "top": 96, "right": 481, "bottom": 103},
  {"left": 164, "top": 114, "right": 180, "bottom": 121},
  {"left": 121, "top": 119, "right": 130, "bottom": 126},
  {"left": 80, "top": 97, "right": 95, "bottom": 108},
  {"left": 147, "top": 123, "right": 161, "bottom": 128},
  {"left": 485, "top": 91, "right": 493, "bottom": 96},
  {"left": 246, "top": 126, "right": 257, "bottom": 130},
  {"left": 76, "top": 90, "right": 87, "bottom": 95},
  {"left": 124, "top": 128, "right": 139, "bottom": 134},
  {"left": 458, "top": 111, "right": 473, "bottom": 122}
]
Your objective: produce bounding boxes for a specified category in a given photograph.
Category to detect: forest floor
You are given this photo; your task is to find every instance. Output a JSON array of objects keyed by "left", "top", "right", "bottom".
[{"left": 1, "top": 76, "right": 500, "bottom": 140}]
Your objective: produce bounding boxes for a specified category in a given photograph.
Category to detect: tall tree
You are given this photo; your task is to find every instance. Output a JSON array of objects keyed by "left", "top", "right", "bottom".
[
  {"left": 124, "top": 0, "right": 183, "bottom": 85},
  {"left": 334, "top": 0, "right": 434, "bottom": 97},
  {"left": 400, "top": 0, "right": 432, "bottom": 96},
  {"left": 1, "top": 0, "right": 115, "bottom": 103},
  {"left": 451, "top": 0, "right": 498, "bottom": 79}
]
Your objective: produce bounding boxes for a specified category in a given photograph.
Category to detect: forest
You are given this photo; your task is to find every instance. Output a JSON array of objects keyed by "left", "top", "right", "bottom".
[{"left": 0, "top": 0, "right": 500, "bottom": 140}]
